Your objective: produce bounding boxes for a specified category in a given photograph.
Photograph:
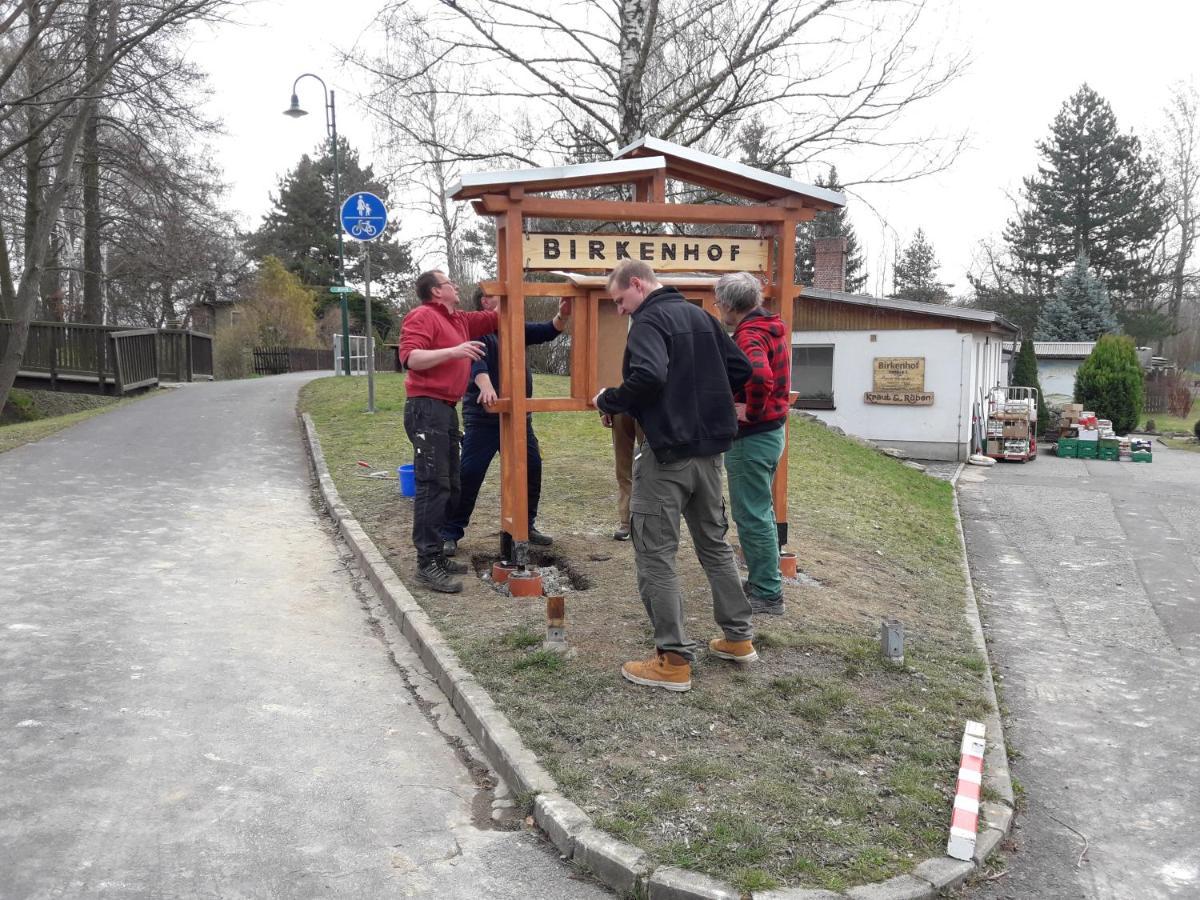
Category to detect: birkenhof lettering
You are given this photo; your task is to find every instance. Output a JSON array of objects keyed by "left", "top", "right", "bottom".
[
  {"left": 872, "top": 357, "right": 926, "bottom": 392},
  {"left": 523, "top": 233, "right": 768, "bottom": 272}
]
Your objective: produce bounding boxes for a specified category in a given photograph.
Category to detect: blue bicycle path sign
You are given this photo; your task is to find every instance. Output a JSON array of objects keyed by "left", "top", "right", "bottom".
[{"left": 340, "top": 192, "right": 388, "bottom": 241}]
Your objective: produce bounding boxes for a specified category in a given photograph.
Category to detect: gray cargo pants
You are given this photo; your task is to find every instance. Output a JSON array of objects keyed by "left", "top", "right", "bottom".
[{"left": 629, "top": 444, "right": 753, "bottom": 661}]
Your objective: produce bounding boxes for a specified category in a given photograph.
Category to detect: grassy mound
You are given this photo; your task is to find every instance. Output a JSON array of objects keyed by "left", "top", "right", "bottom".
[{"left": 300, "top": 373, "right": 988, "bottom": 893}]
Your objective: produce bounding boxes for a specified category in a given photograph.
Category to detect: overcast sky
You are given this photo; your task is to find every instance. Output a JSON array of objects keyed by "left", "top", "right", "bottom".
[{"left": 189, "top": 0, "right": 1200, "bottom": 297}]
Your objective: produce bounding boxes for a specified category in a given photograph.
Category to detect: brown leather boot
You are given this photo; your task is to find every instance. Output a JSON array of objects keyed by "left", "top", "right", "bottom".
[
  {"left": 708, "top": 638, "right": 759, "bottom": 664},
  {"left": 621, "top": 651, "right": 691, "bottom": 692}
]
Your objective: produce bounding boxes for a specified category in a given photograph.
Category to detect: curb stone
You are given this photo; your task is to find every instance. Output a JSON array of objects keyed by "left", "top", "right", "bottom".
[
  {"left": 647, "top": 866, "right": 741, "bottom": 899},
  {"left": 911, "top": 856, "right": 976, "bottom": 893},
  {"left": 845, "top": 874, "right": 934, "bottom": 900},
  {"left": 534, "top": 793, "right": 592, "bottom": 857},
  {"left": 572, "top": 826, "right": 652, "bottom": 896},
  {"left": 299, "top": 412, "right": 1017, "bottom": 899}
]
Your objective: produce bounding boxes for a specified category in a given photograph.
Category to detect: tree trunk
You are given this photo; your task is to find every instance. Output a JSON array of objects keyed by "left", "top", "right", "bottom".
[
  {"left": 0, "top": 1, "right": 118, "bottom": 413},
  {"left": 81, "top": 0, "right": 105, "bottom": 323},
  {"left": 0, "top": 212, "right": 15, "bottom": 319},
  {"left": 617, "top": 0, "right": 654, "bottom": 147},
  {"left": 159, "top": 281, "right": 173, "bottom": 325}
]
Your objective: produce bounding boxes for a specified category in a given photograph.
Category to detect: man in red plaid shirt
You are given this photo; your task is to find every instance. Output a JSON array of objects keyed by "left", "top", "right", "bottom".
[{"left": 715, "top": 272, "right": 792, "bottom": 616}]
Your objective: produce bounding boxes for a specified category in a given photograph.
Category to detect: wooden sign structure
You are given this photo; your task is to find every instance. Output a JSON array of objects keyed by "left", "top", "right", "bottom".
[{"left": 450, "top": 136, "right": 845, "bottom": 563}]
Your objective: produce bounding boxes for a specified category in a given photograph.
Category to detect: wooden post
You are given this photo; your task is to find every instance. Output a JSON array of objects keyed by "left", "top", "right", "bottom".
[
  {"left": 569, "top": 288, "right": 591, "bottom": 402},
  {"left": 49, "top": 324, "right": 59, "bottom": 392},
  {"left": 95, "top": 327, "right": 105, "bottom": 392},
  {"left": 499, "top": 197, "right": 530, "bottom": 557},
  {"left": 771, "top": 215, "right": 799, "bottom": 547}
]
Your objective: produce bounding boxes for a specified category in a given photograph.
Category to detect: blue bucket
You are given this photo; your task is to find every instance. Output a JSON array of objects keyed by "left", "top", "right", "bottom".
[{"left": 398, "top": 464, "right": 416, "bottom": 497}]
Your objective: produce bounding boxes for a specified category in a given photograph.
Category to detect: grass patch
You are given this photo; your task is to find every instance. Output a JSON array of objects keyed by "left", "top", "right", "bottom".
[
  {"left": 1142, "top": 396, "right": 1199, "bottom": 433},
  {"left": 299, "top": 372, "right": 989, "bottom": 891},
  {"left": 1, "top": 389, "right": 137, "bottom": 454},
  {"left": 1160, "top": 436, "right": 1200, "bottom": 453}
]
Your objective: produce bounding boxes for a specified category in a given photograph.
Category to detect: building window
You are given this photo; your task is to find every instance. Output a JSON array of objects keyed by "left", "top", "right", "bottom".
[{"left": 793, "top": 344, "right": 834, "bottom": 409}]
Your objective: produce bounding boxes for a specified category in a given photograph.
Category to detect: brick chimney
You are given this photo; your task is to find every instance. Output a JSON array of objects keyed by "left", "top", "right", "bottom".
[{"left": 813, "top": 236, "right": 847, "bottom": 293}]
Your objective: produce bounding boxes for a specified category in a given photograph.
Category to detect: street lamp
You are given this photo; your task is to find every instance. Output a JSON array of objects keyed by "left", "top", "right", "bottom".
[{"left": 284, "top": 73, "right": 351, "bottom": 376}]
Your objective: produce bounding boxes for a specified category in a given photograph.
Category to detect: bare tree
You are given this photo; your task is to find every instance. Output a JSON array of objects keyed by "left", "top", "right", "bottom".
[
  {"left": 355, "top": 0, "right": 964, "bottom": 275},
  {"left": 0, "top": 0, "right": 235, "bottom": 414},
  {"left": 373, "top": 0, "right": 964, "bottom": 172},
  {"left": 355, "top": 6, "right": 537, "bottom": 281},
  {"left": 1157, "top": 82, "right": 1200, "bottom": 342}
]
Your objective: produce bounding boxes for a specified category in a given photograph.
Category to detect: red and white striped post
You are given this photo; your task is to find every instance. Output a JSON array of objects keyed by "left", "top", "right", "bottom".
[{"left": 947, "top": 719, "right": 987, "bottom": 860}]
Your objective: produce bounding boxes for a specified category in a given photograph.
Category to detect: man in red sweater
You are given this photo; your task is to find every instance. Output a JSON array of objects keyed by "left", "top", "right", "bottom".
[
  {"left": 715, "top": 272, "right": 792, "bottom": 616},
  {"left": 398, "top": 270, "right": 498, "bottom": 592}
]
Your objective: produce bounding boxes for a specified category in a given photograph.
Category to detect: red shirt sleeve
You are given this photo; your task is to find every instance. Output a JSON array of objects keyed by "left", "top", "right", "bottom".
[
  {"left": 398, "top": 306, "right": 436, "bottom": 366},
  {"left": 463, "top": 309, "right": 499, "bottom": 339}
]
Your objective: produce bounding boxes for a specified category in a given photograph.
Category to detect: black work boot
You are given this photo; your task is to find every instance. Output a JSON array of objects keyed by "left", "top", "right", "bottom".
[
  {"left": 439, "top": 555, "right": 469, "bottom": 575},
  {"left": 416, "top": 558, "right": 462, "bottom": 593},
  {"left": 528, "top": 527, "right": 553, "bottom": 546}
]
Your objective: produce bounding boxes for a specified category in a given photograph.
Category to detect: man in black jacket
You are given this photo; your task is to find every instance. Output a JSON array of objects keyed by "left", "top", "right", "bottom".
[{"left": 592, "top": 260, "right": 757, "bottom": 692}]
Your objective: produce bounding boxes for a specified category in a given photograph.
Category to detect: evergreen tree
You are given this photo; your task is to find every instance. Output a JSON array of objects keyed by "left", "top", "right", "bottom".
[
  {"left": 1010, "top": 338, "right": 1051, "bottom": 434},
  {"left": 1003, "top": 85, "right": 1167, "bottom": 316},
  {"left": 1036, "top": 253, "right": 1116, "bottom": 341},
  {"left": 796, "top": 166, "right": 868, "bottom": 292},
  {"left": 246, "top": 138, "right": 415, "bottom": 315},
  {"left": 1074, "top": 335, "right": 1145, "bottom": 433},
  {"left": 892, "top": 228, "right": 949, "bottom": 304}
]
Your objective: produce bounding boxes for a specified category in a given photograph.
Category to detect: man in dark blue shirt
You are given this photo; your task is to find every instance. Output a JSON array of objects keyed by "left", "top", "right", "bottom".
[{"left": 439, "top": 289, "right": 571, "bottom": 557}]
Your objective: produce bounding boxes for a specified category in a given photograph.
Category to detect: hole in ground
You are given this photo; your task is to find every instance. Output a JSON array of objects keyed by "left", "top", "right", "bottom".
[{"left": 470, "top": 550, "right": 591, "bottom": 593}]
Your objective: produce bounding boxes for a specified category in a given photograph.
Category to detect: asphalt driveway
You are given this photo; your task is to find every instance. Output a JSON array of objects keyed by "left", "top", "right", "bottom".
[
  {"left": 958, "top": 443, "right": 1200, "bottom": 899},
  {"left": 0, "top": 375, "right": 606, "bottom": 899}
]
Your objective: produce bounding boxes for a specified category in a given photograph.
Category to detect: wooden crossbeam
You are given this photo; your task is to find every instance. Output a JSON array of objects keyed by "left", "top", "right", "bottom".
[{"left": 477, "top": 194, "right": 815, "bottom": 225}]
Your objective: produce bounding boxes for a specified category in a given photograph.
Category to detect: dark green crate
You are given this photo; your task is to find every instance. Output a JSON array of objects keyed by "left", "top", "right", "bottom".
[
  {"left": 1098, "top": 449, "right": 1119, "bottom": 461},
  {"left": 1057, "top": 443, "right": 1078, "bottom": 458},
  {"left": 1077, "top": 443, "right": 1099, "bottom": 459},
  {"left": 1132, "top": 451, "right": 1153, "bottom": 463},
  {"left": 1099, "top": 437, "right": 1120, "bottom": 449},
  {"left": 1058, "top": 437, "right": 1078, "bottom": 450}
]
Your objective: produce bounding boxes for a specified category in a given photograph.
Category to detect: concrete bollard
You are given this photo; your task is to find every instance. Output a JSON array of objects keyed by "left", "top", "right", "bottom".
[{"left": 881, "top": 619, "right": 905, "bottom": 666}]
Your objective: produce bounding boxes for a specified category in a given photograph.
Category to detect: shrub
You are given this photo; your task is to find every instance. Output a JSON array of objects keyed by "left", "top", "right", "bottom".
[
  {"left": 1010, "top": 338, "right": 1050, "bottom": 434},
  {"left": 1194, "top": 419, "right": 1200, "bottom": 441},
  {"left": 1074, "top": 335, "right": 1144, "bottom": 433},
  {"left": 213, "top": 316, "right": 260, "bottom": 380},
  {"left": 1168, "top": 376, "right": 1196, "bottom": 418},
  {"left": 0, "top": 389, "right": 39, "bottom": 424},
  {"left": 1145, "top": 419, "right": 1157, "bottom": 433}
]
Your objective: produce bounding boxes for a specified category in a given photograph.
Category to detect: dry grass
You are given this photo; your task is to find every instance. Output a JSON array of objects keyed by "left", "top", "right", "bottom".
[
  {"left": 300, "top": 373, "right": 988, "bottom": 893},
  {"left": 0, "top": 389, "right": 134, "bottom": 454}
]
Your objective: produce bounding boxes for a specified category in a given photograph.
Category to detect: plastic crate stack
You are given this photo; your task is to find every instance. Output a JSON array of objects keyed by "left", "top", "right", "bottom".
[{"left": 1055, "top": 404, "right": 1151, "bottom": 463}]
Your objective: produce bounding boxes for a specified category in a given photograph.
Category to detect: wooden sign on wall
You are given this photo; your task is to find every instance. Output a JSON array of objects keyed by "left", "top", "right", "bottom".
[
  {"left": 523, "top": 233, "right": 768, "bottom": 272},
  {"left": 873, "top": 357, "right": 925, "bottom": 392},
  {"left": 864, "top": 391, "right": 935, "bottom": 405}
]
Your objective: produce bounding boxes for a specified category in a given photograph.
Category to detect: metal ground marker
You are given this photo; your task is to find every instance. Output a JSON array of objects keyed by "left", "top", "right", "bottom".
[{"left": 947, "top": 719, "right": 987, "bottom": 860}]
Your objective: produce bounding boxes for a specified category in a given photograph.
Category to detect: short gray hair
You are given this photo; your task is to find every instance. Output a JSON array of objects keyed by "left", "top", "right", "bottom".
[{"left": 715, "top": 272, "right": 763, "bottom": 314}]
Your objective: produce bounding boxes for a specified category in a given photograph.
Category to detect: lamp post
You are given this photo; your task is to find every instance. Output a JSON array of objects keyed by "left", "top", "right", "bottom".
[{"left": 284, "top": 73, "right": 351, "bottom": 376}]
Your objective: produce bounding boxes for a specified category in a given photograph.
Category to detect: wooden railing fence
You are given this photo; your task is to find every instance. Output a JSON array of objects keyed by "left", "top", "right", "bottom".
[
  {"left": 0, "top": 319, "right": 214, "bottom": 394},
  {"left": 252, "top": 345, "right": 392, "bottom": 375}
]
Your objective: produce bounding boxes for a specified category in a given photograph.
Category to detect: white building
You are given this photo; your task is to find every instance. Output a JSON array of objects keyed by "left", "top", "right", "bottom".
[
  {"left": 1000, "top": 341, "right": 1095, "bottom": 403},
  {"left": 794, "top": 240, "right": 1017, "bottom": 461}
]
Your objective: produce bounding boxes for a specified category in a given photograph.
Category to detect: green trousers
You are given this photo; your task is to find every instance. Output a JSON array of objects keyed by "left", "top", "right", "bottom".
[{"left": 725, "top": 426, "right": 786, "bottom": 600}]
